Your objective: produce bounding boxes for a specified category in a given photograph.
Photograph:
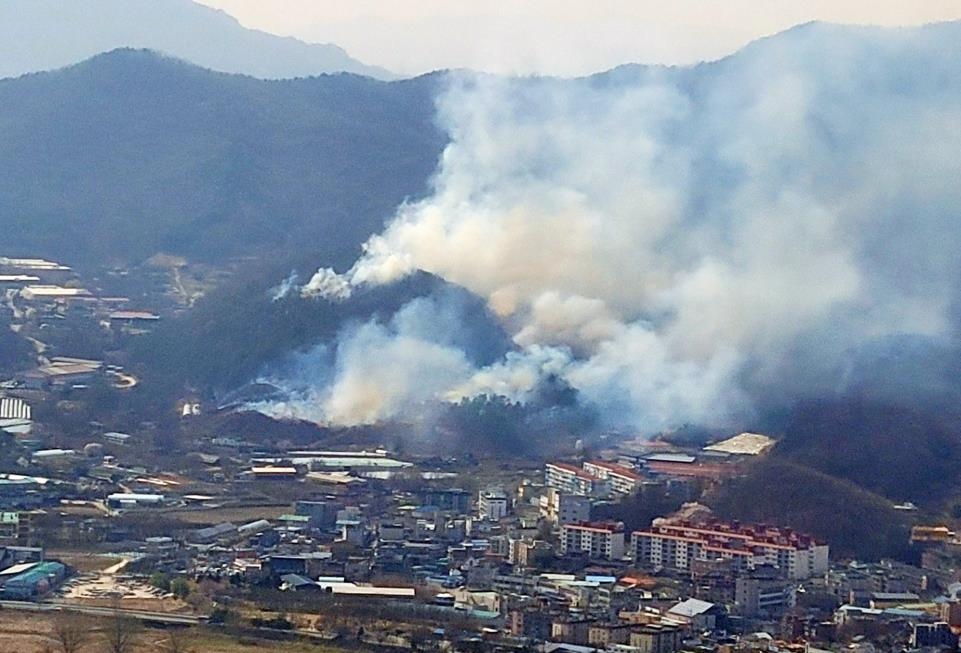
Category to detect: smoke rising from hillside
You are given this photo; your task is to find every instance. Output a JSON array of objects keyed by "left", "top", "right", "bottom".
[{"left": 280, "top": 24, "right": 961, "bottom": 431}]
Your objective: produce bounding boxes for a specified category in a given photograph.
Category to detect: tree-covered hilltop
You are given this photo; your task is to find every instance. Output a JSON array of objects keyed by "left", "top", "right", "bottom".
[
  {"left": 705, "top": 458, "right": 917, "bottom": 562},
  {"left": 0, "top": 49, "right": 444, "bottom": 271},
  {"left": 772, "top": 398, "right": 961, "bottom": 508},
  {"left": 130, "top": 270, "right": 512, "bottom": 398}
]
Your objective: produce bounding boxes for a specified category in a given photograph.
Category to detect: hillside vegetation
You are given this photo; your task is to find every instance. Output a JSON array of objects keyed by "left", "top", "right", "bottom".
[
  {"left": 706, "top": 458, "right": 917, "bottom": 561},
  {"left": 0, "top": 50, "right": 443, "bottom": 270},
  {"left": 131, "top": 271, "right": 511, "bottom": 396},
  {"left": 772, "top": 399, "right": 961, "bottom": 507}
]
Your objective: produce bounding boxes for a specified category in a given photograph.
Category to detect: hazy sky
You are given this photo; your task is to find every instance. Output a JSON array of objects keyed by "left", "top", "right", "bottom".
[{"left": 197, "top": 1, "right": 961, "bottom": 76}]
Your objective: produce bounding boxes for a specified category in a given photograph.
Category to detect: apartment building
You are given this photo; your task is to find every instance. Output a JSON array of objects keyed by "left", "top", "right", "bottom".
[
  {"left": 545, "top": 462, "right": 609, "bottom": 498},
  {"left": 539, "top": 488, "right": 591, "bottom": 525},
  {"left": 477, "top": 489, "right": 509, "bottom": 521},
  {"left": 632, "top": 520, "right": 829, "bottom": 580},
  {"left": 561, "top": 522, "right": 626, "bottom": 561},
  {"left": 582, "top": 460, "right": 644, "bottom": 496}
]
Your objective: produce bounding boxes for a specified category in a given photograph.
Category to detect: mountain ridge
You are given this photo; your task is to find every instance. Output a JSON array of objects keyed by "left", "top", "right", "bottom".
[
  {"left": 0, "top": 0, "right": 394, "bottom": 81},
  {"left": 0, "top": 47, "right": 445, "bottom": 271}
]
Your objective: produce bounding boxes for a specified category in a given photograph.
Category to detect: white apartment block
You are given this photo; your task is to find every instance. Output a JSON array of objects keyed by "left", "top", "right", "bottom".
[
  {"left": 545, "top": 462, "right": 609, "bottom": 498},
  {"left": 632, "top": 520, "right": 829, "bottom": 580},
  {"left": 582, "top": 460, "right": 644, "bottom": 496},
  {"left": 478, "top": 489, "right": 509, "bottom": 521},
  {"left": 561, "top": 522, "right": 626, "bottom": 560}
]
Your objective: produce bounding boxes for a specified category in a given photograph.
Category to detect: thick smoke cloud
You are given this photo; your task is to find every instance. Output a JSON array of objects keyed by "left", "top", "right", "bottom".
[{"left": 280, "top": 23, "right": 961, "bottom": 431}]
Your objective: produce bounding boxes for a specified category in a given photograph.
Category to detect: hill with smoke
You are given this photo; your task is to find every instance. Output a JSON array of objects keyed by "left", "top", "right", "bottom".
[{"left": 251, "top": 20, "right": 961, "bottom": 434}]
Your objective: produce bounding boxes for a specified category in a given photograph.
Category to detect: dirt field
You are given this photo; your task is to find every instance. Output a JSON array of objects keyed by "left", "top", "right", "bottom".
[
  {"left": 57, "top": 572, "right": 189, "bottom": 614},
  {"left": 0, "top": 611, "right": 56, "bottom": 653},
  {"left": 48, "top": 552, "right": 124, "bottom": 574},
  {"left": 161, "top": 504, "right": 289, "bottom": 525}
]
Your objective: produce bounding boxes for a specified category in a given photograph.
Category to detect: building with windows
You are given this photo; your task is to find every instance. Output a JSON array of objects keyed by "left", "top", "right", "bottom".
[
  {"left": 629, "top": 624, "right": 681, "bottom": 653},
  {"left": 540, "top": 488, "right": 591, "bottom": 525},
  {"left": 632, "top": 520, "right": 829, "bottom": 580},
  {"left": 734, "top": 568, "right": 798, "bottom": 617},
  {"left": 545, "top": 462, "right": 609, "bottom": 498},
  {"left": 0, "top": 512, "right": 37, "bottom": 546},
  {"left": 478, "top": 489, "right": 509, "bottom": 521},
  {"left": 582, "top": 461, "right": 644, "bottom": 496},
  {"left": 561, "top": 522, "right": 626, "bottom": 561}
]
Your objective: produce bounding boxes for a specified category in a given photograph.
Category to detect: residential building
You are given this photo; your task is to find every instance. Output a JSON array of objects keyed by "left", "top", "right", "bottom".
[
  {"left": 478, "top": 489, "right": 509, "bottom": 521},
  {"left": 583, "top": 460, "right": 644, "bottom": 495},
  {"left": 588, "top": 622, "right": 635, "bottom": 646},
  {"left": 0, "top": 512, "right": 37, "bottom": 546},
  {"left": 629, "top": 624, "right": 681, "bottom": 653},
  {"left": 545, "top": 462, "right": 609, "bottom": 498},
  {"left": 632, "top": 520, "right": 829, "bottom": 579},
  {"left": 561, "top": 522, "right": 626, "bottom": 561},
  {"left": 734, "top": 568, "right": 798, "bottom": 617},
  {"left": 912, "top": 622, "right": 958, "bottom": 649},
  {"left": 551, "top": 618, "right": 594, "bottom": 644},
  {"left": 540, "top": 488, "right": 591, "bottom": 525}
]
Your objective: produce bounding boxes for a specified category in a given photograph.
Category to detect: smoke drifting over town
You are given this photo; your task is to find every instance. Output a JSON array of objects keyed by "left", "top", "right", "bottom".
[{"left": 265, "top": 23, "right": 961, "bottom": 432}]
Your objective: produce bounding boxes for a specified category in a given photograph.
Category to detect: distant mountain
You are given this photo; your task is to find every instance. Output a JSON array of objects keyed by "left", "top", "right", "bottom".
[
  {"left": 0, "top": 49, "right": 442, "bottom": 270},
  {"left": 0, "top": 0, "right": 393, "bottom": 80}
]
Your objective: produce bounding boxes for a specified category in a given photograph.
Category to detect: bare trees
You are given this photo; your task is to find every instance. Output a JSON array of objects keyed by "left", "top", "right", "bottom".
[
  {"left": 101, "top": 613, "right": 142, "bottom": 653},
  {"left": 160, "top": 627, "right": 194, "bottom": 653},
  {"left": 50, "top": 612, "right": 91, "bottom": 653},
  {"left": 51, "top": 608, "right": 191, "bottom": 653}
]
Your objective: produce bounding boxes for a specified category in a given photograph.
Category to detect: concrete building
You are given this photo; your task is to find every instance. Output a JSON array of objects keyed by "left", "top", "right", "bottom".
[
  {"left": 582, "top": 460, "right": 644, "bottom": 495},
  {"left": 551, "top": 617, "right": 594, "bottom": 645},
  {"left": 545, "top": 462, "right": 609, "bottom": 498},
  {"left": 423, "top": 488, "right": 471, "bottom": 513},
  {"left": 478, "top": 489, "right": 509, "bottom": 521},
  {"left": 734, "top": 568, "right": 798, "bottom": 617},
  {"left": 540, "top": 488, "right": 591, "bottom": 525},
  {"left": 0, "top": 512, "right": 37, "bottom": 546},
  {"left": 629, "top": 624, "right": 681, "bottom": 653},
  {"left": 561, "top": 522, "right": 626, "bottom": 561},
  {"left": 588, "top": 622, "right": 636, "bottom": 646},
  {"left": 294, "top": 500, "right": 342, "bottom": 529},
  {"left": 912, "top": 622, "right": 957, "bottom": 649},
  {"left": 632, "top": 520, "right": 829, "bottom": 580}
]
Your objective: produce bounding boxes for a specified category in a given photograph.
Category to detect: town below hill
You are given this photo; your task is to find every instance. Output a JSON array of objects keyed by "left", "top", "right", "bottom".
[{"left": 2, "top": 254, "right": 961, "bottom": 652}]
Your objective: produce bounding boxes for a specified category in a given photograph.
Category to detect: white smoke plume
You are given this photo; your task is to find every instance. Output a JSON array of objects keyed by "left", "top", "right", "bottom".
[
  {"left": 284, "top": 23, "right": 961, "bottom": 431},
  {"left": 269, "top": 271, "right": 299, "bottom": 301}
]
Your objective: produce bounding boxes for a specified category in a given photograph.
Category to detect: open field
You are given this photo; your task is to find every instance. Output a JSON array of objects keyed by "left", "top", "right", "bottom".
[
  {"left": 48, "top": 552, "right": 124, "bottom": 574},
  {"left": 160, "top": 504, "right": 289, "bottom": 525},
  {"left": 0, "top": 610, "right": 361, "bottom": 653}
]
